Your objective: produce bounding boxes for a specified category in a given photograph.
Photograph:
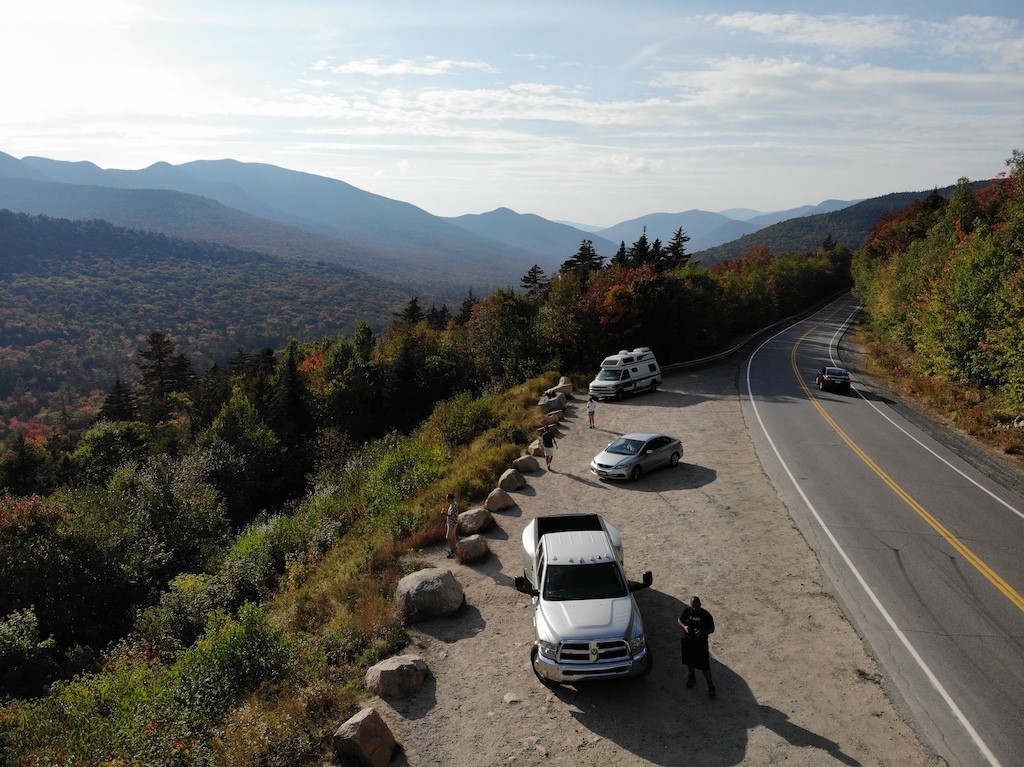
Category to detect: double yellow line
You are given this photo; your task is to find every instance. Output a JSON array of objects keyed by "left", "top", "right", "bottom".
[{"left": 792, "top": 337, "right": 1024, "bottom": 613}]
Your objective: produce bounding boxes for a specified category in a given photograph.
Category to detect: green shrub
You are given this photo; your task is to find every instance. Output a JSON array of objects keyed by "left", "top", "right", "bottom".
[
  {"left": 0, "top": 608, "right": 57, "bottom": 700},
  {"left": 170, "top": 604, "right": 291, "bottom": 730},
  {"left": 426, "top": 391, "right": 497, "bottom": 448}
]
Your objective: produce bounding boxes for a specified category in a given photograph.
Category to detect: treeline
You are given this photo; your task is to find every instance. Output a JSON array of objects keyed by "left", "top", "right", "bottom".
[
  {"left": 0, "top": 225, "right": 851, "bottom": 764},
  {"left": 852, "top": 151, "right": 1024, "bottom": 429}
]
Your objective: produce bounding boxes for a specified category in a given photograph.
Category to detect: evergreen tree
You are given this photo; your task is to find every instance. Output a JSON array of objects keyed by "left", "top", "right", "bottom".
[
  {"left": 664, "top": 226, "right": 691, "bottom": 268},
  {"left": 426, "top": 302, "right": 452, "bottom": 330},
  {"left": 559, "top": 240, "right": 605, "bottom": 287},
  {"left": 628, "top": 228, "right": 652, "bottom": 267},
  {"left": 137, "top": 331, "right": 177, "bottom": 425},
  {"left": 98, "top": 376, "right": 137, "bottom": 422},
  {"left": 456, "top": 290, "right": 478, "bottom": 325},
  {"left": 395, "top": 296, "right": 424, "bottom": 324},
  {"left": 610, "top": 240, "right": 629, "bottom": 268},
  {"left": 521, "top": 264, "right": 550, "bottom": 297}
]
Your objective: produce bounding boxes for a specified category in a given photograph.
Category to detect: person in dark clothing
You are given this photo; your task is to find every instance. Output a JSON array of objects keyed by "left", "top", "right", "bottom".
[
  {"left": 540, "top": 425, "right": 557, "bottom": 469},
  {"left": 678, "top": 595, "right": 716, "bottom": 697}
]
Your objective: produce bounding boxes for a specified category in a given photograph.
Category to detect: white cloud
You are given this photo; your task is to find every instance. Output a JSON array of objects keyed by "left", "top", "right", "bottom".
[
  {"left": 330, "top": 57, "right": 498, "bottom": 76},
  {"left": 714, "top": 12, "right": 909, "bottom": 53}
]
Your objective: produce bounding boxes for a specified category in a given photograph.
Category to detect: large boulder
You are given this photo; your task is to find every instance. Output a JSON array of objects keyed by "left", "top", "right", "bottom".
[
  {"left": 332, "top": 707, "right": 396, "bottom": 767},
  {"left": 457, "top": 506, "right": 495, "bottom": 534},
  {"left": 512, "top": 455, "right": 541, "bottom": 473},
  {"left": 457, "top": 534, "right": 489, "bottom": 563},
  {"left": 549, "top": 376, "right": 574, "bottom": 396},
  {"left": 365, "top": 654, "right": 430, "bottom": 699},
  {"left": 484, "top": 487, "right": 516, "bottom": 512},
  {"left": 539, "top": 392, "right": 567, "bottom": 413},
  {"left": 541, "top": 410, "right": 562, "bottom": 425},
  {"left": 498, "top": 467, "right": 526, "bottom": 491},
  {"left": 396, "top": 568, "right": 465, "bottom": 622}
]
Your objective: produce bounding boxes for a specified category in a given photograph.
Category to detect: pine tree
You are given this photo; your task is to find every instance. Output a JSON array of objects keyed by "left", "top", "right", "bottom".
[
  {"left": 521, "top": 264, "right": 550, "bottom": 297},
  {"left": 664, "top": 226, "right": 691, "bottom": 268},
  {"left": 137, "top": 331, "right": 177, "bottom": 425},
  {"left": 395, "top": 296, "right": 424, "bottom": 324},
  {"left": 98, "top": 375, "right": 137, "bottom": 422}
]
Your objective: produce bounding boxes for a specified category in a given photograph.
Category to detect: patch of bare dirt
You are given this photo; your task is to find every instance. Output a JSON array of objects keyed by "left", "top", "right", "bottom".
[{"left": 368, "top": 363, "right": 945, "bottom": 767}]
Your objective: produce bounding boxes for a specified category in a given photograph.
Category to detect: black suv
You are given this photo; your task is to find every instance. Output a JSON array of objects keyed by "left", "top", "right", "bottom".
[{"left": 816, "top": 366, "right": 851, "bottom": 394}]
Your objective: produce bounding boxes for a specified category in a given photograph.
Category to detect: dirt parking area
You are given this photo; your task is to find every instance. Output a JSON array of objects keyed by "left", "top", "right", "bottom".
[{"left": 371, "top": 363, "right": 945, "bottom": 767}]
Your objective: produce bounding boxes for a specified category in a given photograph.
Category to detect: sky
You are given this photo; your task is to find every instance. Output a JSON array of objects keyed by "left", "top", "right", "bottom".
[{"left": 3, "top": 1, "right": 1023, "bottom": 227}]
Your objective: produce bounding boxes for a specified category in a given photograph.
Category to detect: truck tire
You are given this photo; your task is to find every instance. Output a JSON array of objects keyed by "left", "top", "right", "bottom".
[{"left": 649, "top": 379, "right": 658, "bottom": 393}]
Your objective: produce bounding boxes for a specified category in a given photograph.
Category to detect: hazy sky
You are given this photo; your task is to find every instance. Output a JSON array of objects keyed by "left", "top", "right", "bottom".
[{"left": 3, "top": 1, "right": 1022, "bottom": 226}]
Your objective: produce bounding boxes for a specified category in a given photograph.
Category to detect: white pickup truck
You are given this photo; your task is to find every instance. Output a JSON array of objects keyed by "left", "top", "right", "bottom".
[{"left": 513, "top": 513, "right": 653, "bottom": 685}]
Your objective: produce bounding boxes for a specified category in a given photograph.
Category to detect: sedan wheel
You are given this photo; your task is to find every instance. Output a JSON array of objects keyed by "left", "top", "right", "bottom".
[
  {"left": 630, "top": 466, "right": 642, "bottom": 482},
  {"left": 669, "top": 452, "right": 680, "bottom": 467}
]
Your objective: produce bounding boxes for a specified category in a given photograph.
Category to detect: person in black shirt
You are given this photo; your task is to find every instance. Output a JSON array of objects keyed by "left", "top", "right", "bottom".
[
  {"left": 678, "top": 595, "right": 716, "bottom": 697},
  {"left": 540, "top": 425, "right": 557, "bottom": 469}
]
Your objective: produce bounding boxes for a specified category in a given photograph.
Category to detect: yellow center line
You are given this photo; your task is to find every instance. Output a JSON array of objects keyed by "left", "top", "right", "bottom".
[{"left": 792, "top": 328, "right": 1024, "bottom": 613}]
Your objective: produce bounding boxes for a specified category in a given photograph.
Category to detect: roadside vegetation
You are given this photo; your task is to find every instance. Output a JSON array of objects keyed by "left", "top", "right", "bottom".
[
  {"left": 4, "top": 146, "right": 1022, "bottom": 764},
  {"left": 852, "top": 149, "right": 1024, "bottom": 461}
]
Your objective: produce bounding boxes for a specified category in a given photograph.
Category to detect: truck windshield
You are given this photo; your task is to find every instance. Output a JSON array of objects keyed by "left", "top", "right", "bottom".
[
  {"left": 542, "top": 562, "right": 628, "bottom": 601},
  {"left": 595, "top": 370, "right": 622, "bottom": 381}
]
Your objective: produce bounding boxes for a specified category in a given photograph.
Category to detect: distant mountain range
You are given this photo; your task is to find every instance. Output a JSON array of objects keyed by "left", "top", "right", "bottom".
[{"left": 0, "top": 149, "right": 971, "bottom": 297}]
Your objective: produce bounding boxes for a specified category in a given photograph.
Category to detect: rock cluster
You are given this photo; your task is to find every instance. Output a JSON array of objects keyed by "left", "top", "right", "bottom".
[{"left": 332, "top": 380, "right": 573, "bottom": 766}]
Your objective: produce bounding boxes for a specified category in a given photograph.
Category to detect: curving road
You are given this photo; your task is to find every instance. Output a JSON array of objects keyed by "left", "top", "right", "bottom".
[{"left": 741, "top": 293, "right": 1024, "bottom": 767}]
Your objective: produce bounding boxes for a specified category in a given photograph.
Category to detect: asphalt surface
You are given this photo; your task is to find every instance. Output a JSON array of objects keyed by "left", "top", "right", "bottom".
[{"left": 740, "top": 294, "right": 1024, "bottom": 767}]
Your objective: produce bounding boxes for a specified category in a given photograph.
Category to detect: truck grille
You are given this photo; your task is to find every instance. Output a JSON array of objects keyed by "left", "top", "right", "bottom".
[{"left": 558, "top": 640, "right": 630, "bottom": 664}]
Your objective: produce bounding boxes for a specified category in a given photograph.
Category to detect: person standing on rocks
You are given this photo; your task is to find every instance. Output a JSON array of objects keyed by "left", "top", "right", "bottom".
[
  {"left": 443, "top": 492, "right": 459, "bottom": 558},
  {"left": 541, "top": 425, "right": 558, "bottom": 469},
  {"left": 678, "top": 595, "right": 716, "bottom": 697}
]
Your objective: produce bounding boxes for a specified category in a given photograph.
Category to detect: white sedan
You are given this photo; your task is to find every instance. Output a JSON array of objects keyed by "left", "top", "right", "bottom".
[{"left": 590, "top": 432, "right": 683, "bottom": 481}]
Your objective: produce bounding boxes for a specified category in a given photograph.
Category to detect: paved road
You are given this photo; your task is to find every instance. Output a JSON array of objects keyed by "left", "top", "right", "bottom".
[{"left": 740, "top": 294, "right": 1024, "bottom": 767}]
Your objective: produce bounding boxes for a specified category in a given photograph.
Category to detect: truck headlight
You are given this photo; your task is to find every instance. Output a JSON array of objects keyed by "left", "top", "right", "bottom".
[
  {"left": 537, "top": 640, "right": 558, "bottom": 660},
  {"left": 628, "top": 634, "right": 646, "bottom": 654}
]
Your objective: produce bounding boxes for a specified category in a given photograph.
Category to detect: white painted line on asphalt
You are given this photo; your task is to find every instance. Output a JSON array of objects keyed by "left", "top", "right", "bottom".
[{"left": 742, "top": 308, "right": 1002, "bottom": 767}]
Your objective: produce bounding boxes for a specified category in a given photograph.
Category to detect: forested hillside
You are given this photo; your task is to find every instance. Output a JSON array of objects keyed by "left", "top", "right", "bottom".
[
  {"left": 853, "top": 152, "right": 1024, "bottom": 455},
  {"left": 695, "top": 182, "right": 989, "bottom": 267},
  {"left": 0, "top": 211, "right": 413, "bottom": 442},
  {"left": 0, "top": 217, "right": 853, "bottom": 765}
]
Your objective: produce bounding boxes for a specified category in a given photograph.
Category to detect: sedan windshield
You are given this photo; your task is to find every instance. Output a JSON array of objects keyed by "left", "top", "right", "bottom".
[
  {"left": 605, "top": 437, "right": 645, "bottom": 456},
  {"left": 543, "top": 562, "right": 628, "bottom": 601}
]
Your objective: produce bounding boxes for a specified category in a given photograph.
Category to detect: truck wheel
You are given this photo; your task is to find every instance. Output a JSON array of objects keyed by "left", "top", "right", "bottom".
[
  {"left": 614, "top": 389, "right": 624, "bottom": 401},
  {"left": 630, "top": 466, "right": 642, "bottom": 482},
  {"left": 530, "top": 646, "right": 558, "bottom": 688},
  {"left": 649, "top": 379, "right": 658, "bottom": 393}
]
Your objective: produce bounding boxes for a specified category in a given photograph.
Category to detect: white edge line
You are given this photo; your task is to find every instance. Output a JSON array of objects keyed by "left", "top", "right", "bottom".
[
  {"left": 744, "top": 313, "right": 1002, "bottom": 767},
  {"left": 827, "top": 308, "right": 1024, "bottom": 523}
]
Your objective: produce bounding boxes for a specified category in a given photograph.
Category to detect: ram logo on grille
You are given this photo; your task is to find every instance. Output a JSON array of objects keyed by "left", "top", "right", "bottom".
[{"left": 589, "top": 643, "right": 600, "bottom": 661}]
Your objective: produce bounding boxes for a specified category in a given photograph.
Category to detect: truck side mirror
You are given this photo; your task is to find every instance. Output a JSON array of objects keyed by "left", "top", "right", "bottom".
[
  {"left": 514, "top": 576, "right": 538, "bottom": 596},
  {"left": 629, "top": 570, "right": 654, "bottom": 592}
]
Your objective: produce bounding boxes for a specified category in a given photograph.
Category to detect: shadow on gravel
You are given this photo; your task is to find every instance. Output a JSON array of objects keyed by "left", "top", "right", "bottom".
[{"left": 536, "top": 587, "right": 862, "bottom": 767}]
